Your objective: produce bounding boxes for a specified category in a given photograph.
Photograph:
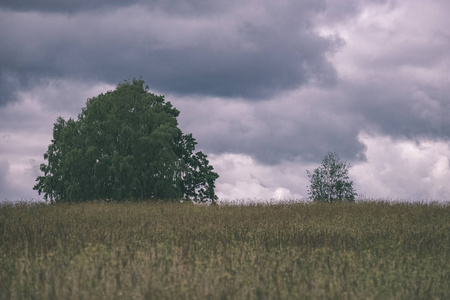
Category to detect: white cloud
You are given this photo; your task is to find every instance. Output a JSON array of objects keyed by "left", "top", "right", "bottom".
[
  {"left": 208, "top": 153, "right": 306, "bottom": 202},
  {"left": 352, "top": 133, "right": 450, "bottom": 201},
  {"left": 320, "top": 0, "right": 450, "bottom": 82},
  {"left": 209, "top": 134, "right": 450, "bottom": 203}
]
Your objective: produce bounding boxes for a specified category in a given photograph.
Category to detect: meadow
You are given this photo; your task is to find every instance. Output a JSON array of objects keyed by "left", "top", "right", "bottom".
[{"left": 1, "top": 201, "right": 449, "bottom": 299}]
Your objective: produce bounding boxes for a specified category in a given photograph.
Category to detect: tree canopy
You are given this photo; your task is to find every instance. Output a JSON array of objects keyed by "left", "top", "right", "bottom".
[
  {"left": 34, "top": 79, "right": 219, "bottom": 203},
  {"left": 307, "top": 151, "right": 357, "bottom": 203}
]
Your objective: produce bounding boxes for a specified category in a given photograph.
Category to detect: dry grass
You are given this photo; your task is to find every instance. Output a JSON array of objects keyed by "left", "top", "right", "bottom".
[{"left": 1, "top": 201, "right": 450, "bottom": 299}]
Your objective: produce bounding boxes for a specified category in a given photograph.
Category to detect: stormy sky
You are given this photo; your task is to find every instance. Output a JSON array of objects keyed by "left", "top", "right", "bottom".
[{"left": 1, "top": 0, "right": 450, "bottom": 202}]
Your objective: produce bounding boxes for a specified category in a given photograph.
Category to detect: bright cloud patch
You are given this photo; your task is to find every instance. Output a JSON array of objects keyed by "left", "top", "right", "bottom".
[
  {"left": 208, "top": 153, "right": 305, "bottom": 202},
  {"left": 352, "top": 134, "right": 450, "bottom": 201}
]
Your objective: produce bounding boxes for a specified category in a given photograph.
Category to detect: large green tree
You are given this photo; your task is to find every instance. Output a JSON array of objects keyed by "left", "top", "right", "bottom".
[
  {"left": 34, "top": 79, "right": 219, "bottom": 203},
  {"left": 307, "top": 151, "right": 357, "bottom": 203}
]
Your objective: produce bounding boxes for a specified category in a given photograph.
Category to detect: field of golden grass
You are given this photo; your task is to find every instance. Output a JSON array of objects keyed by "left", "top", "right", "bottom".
[{"left": 1, "top": 201, "right": 449, "bottom": 299}]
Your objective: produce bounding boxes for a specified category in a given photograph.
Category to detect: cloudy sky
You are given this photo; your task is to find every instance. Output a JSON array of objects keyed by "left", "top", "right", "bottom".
[{"left": 1, "top": 0, "right": 450, "bottom": 202}]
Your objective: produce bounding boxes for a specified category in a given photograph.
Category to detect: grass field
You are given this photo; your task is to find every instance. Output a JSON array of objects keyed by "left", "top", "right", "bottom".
[{"left": 1, "top": 201, "right": 450, "bottom": 299}]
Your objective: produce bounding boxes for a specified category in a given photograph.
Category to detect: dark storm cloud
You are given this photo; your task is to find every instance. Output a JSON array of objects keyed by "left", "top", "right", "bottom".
[
  {"left": 2, "top": 0, "right": 449, "bottom": 166},
  {"left": 0, "top": 0, "right": 338, "bottom": 106},
  {"left": 174, "top": 91, "right": 367, "bottom": 165},
  {"left": 0, "top": 0, "right": 229, "bottom": 15},
  {"left": 0, "top": 71, "right": 22, "bottom": 106},
  {"left": 0, "top": 0, "right": 139, "bottom": 13},
  {"left": 347, "top": 80, "right": 450, "bottom": 141}
]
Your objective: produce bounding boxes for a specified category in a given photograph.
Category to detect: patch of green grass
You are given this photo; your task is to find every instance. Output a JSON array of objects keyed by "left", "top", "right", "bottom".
[{"left": 1, "top": 201, "right": 450, "bottom": 299}]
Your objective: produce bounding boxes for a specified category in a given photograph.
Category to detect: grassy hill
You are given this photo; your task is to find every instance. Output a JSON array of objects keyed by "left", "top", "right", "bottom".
[{"left": 1, "top": 201, "right": 449, "bottom": 299}]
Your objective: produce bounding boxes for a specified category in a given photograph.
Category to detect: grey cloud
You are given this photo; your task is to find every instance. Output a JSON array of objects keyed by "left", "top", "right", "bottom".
[
  {"left": 2, "top": 0, "right": 449, "bottom": 164},
  {"left": 0, "top": 0, "right": 232, "bottom": 15},
  {"left": 0, "top": 0, "right": 324, "bottom": 17},
  {"left": 176, "top": 58, "right": 450, "bottom": 166},
  {"left": 320, "top": 0, "right": 450, "bottom": 151},
  {"left": 0, "top": 71, "right": 22, "bottom": 106},
  {"left": 0, "top": 156, "right": 43, "bottom": 201},
  {"left": 319, "top": 0, "right": 393, "bottom": 24},
  {"left": 0, "top": 159, "right": 11, "bottom": 200},
  {"left": 347, "top": 80, "right": 450, "bottom": 142},
  {"left": 0, "top": 1, "right": 338, "bottom": 105},
  {"left": 0, "top": 0, "right": 140, "bottom": 13},
  {"left": 174, "top": 94, "right": 367, "bottom": 165}
]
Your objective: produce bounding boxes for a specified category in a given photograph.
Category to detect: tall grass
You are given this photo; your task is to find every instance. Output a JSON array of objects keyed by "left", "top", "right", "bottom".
[{"left": 1, "top": 201, "right": 449, "bottom": 299}]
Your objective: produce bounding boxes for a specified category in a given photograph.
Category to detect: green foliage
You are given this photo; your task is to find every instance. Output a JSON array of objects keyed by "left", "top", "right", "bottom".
[
  {"left": 307, "top": 151, "right": 357, "bottom": 202},
  {"left": 1, "top": 201, "right": 450, "bottom": 299},
  {"left": 34, "top": 79, "right": 218, "bottom": 203}
]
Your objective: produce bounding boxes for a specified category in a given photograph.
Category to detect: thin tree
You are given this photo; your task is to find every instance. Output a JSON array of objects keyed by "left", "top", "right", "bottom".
[{"left": 307, "top": 151, "right": 357, "bottom": 202}]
